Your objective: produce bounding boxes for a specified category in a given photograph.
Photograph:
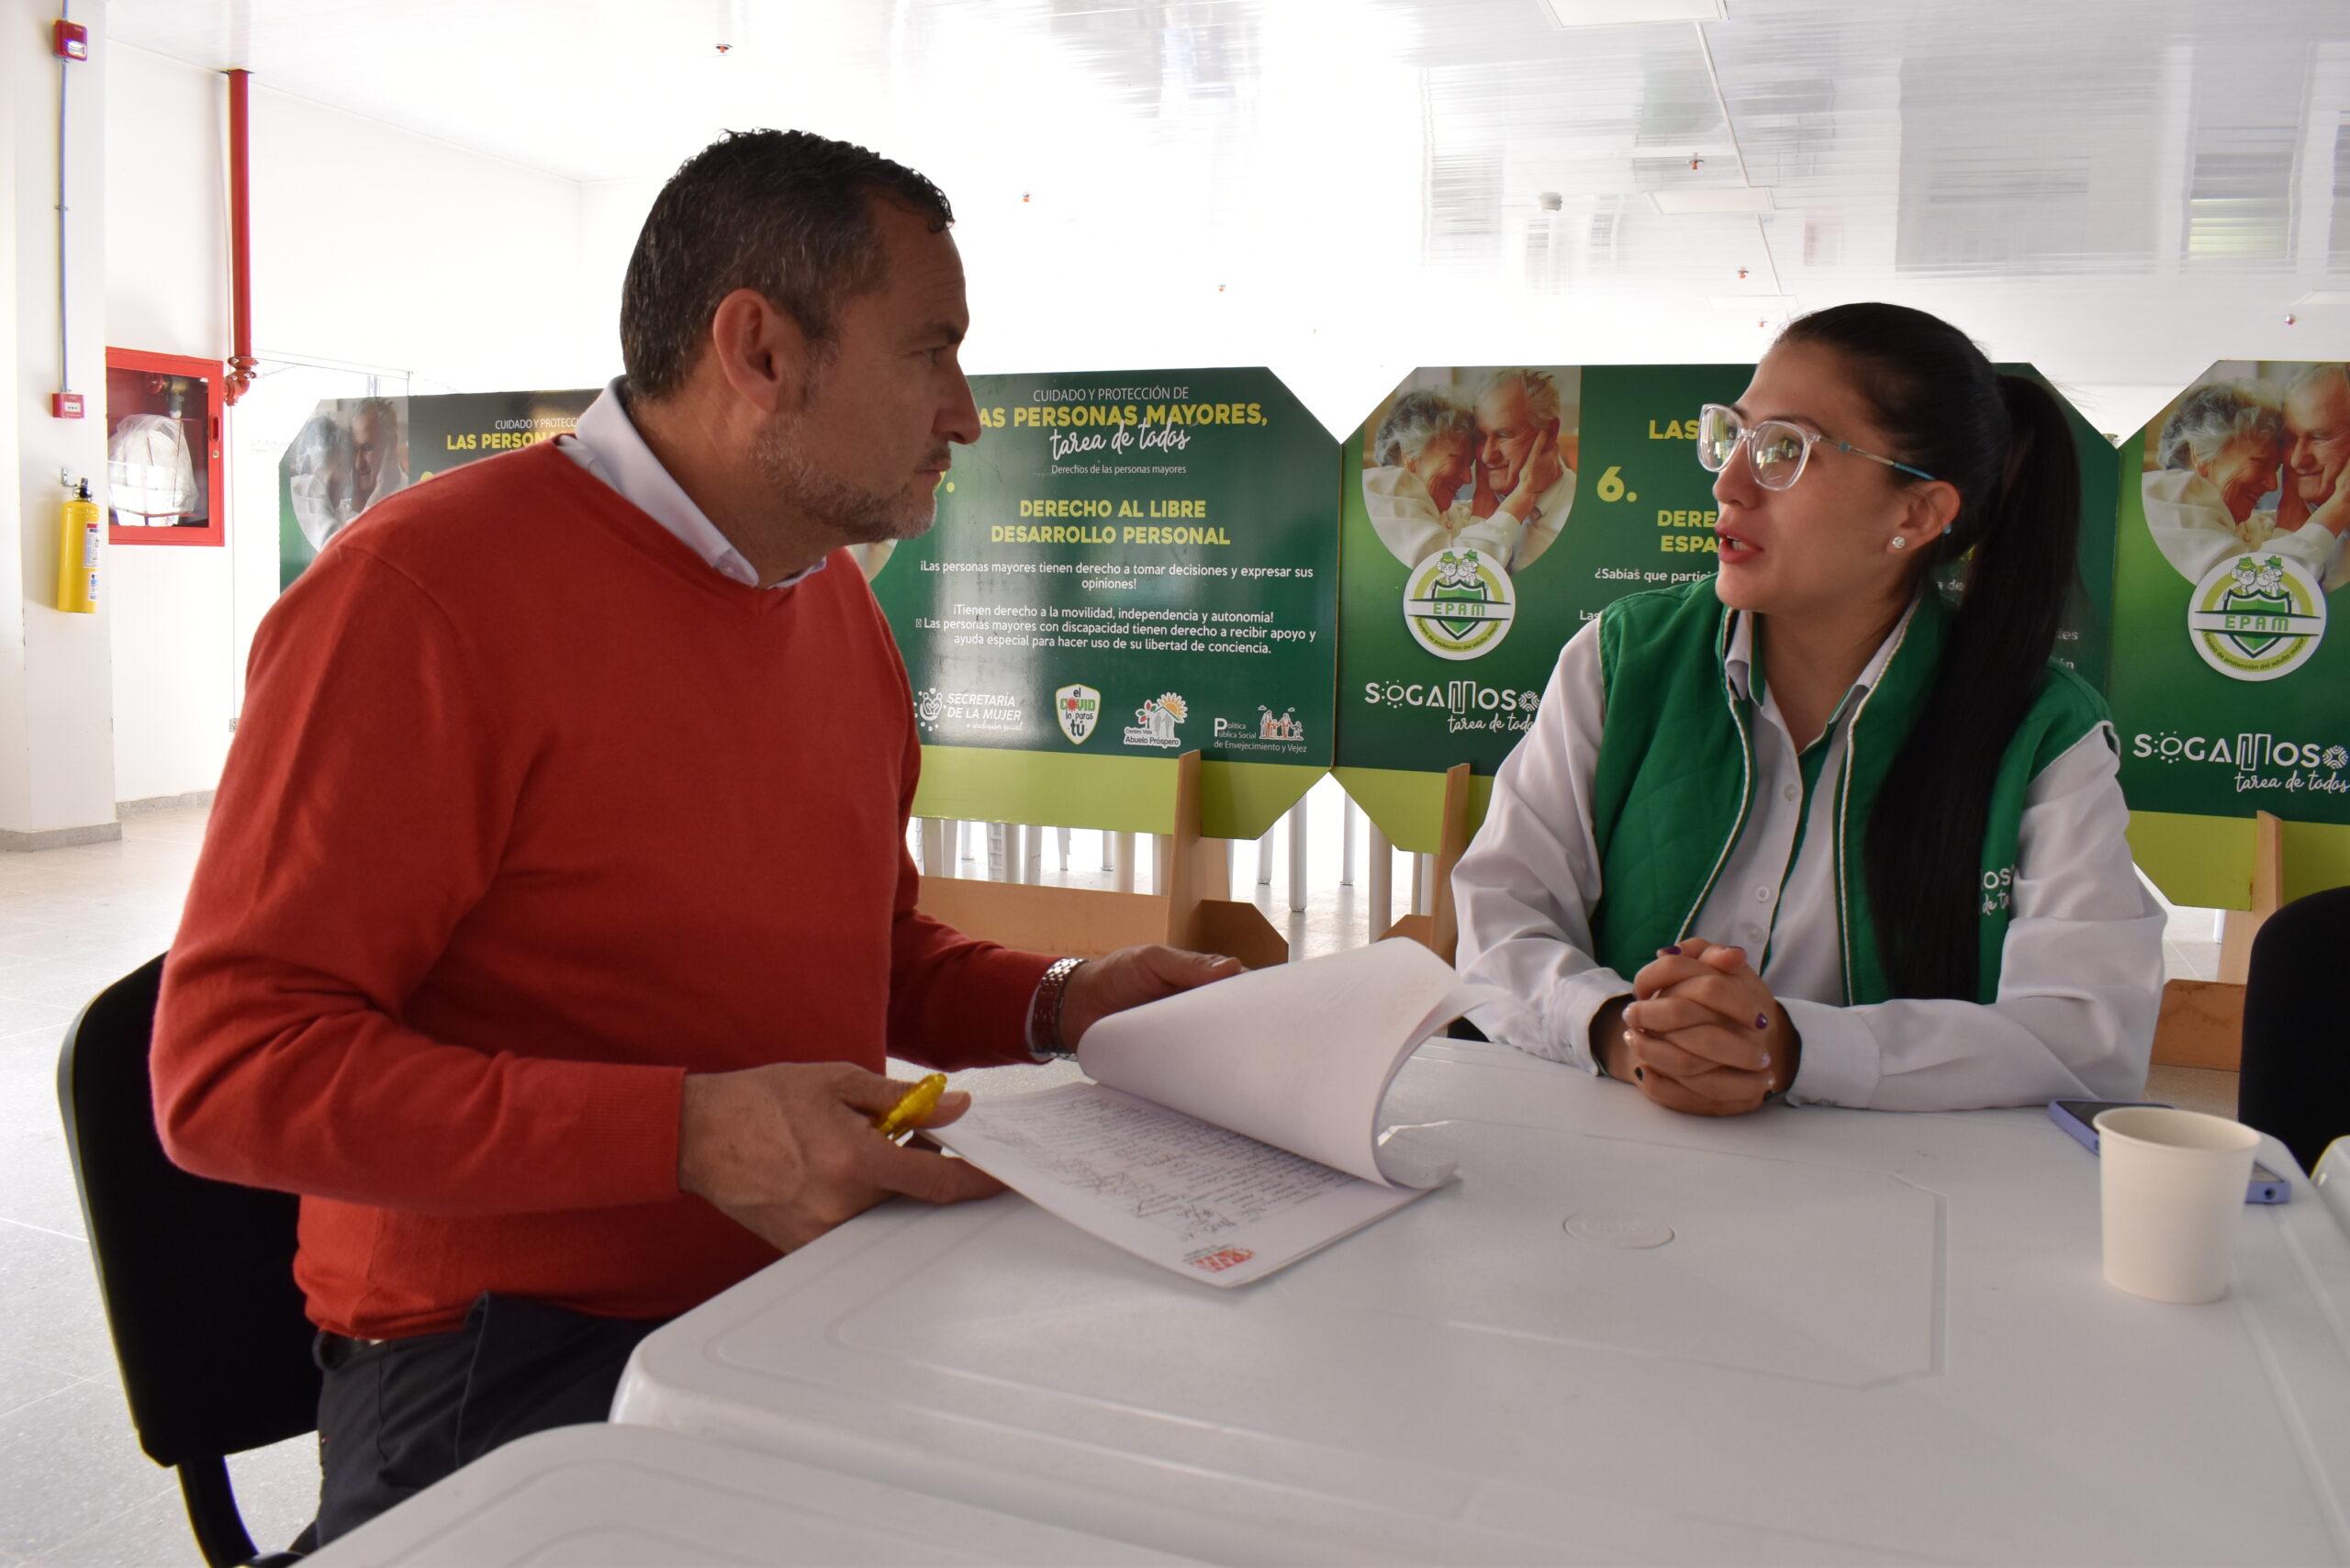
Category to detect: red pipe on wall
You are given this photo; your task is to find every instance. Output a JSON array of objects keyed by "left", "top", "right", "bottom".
[{"left": 225, "top": 67, "right": 254, "bottom": 406}]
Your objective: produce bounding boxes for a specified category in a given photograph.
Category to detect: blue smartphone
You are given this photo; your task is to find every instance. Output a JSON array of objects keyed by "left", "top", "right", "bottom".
[{"left": 2048, "top": 1099, "right": 2290, "bottom": 1203}]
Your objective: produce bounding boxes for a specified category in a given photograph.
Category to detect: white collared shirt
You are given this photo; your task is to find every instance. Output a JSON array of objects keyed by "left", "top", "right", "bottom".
[
  {"left": 558, "top": 379, "right": 821, "bottom": 592},
  {"left": 1453, "top": 603, "right": 2165, "bottom": 1111}
]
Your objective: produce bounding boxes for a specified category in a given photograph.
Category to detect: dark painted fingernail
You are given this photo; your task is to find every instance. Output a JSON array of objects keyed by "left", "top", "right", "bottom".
[
  {"left": 1633, "top": 1066, "right": 1646, "bottom": 1082},
  {"left": 1755, "top": 1012, "right": 1771, "bottom": 1030},
  {"left": 1661, "top": 944, "right": 1682, "bottom": 956}
]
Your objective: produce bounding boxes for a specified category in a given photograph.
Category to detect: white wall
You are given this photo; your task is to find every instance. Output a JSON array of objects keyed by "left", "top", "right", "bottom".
[
  {"left": 103, "top": 43, "right": 602, "bottom": 804},
  {"left": 104, "top": 41, "right": 229, "bottom": 805},
  {"left": 4, "top": 0, "right": 116, "bottom": 839}
]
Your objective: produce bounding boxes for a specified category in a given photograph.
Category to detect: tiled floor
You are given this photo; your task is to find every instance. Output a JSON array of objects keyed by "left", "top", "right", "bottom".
[
  {"left": 0, "top": 789, "right": 2235, "bottom": 1566},
  {"left": 0, "top": 810, "right": 318, "bottom": 1568}
]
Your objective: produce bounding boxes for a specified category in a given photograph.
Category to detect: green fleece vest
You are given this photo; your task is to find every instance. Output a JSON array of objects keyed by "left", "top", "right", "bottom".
[{"left": 1587, "top": 579, "right": 2109, "bottom": 1004}]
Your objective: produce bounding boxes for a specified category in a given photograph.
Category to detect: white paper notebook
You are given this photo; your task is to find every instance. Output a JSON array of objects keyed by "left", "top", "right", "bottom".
[{"left": 927, "top": 940, "right": 1487, "bottom": 1287}]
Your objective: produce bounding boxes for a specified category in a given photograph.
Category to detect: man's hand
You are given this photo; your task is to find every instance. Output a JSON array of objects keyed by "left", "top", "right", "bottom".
[
  {"left": 2311, "top": 470, "right": 2350, "bottom": 539},
  {"left": 1598, "top": 939, "right": 1798, "bottom": 1117},
  {"left": 1057, "top": 945, "right": 1246, "bottom": 1052},
  {"left": 1498, "top": 428, "right": 1566, "bottom": 522},
  {"left": 676, "top": 1062, "right": 1002, "bottom": 1254}
]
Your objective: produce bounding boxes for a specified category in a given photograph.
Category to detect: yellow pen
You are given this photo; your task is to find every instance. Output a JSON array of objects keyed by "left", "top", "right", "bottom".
[{"left": 872, "top": 1073, "right": 948, "bottom": 1142}]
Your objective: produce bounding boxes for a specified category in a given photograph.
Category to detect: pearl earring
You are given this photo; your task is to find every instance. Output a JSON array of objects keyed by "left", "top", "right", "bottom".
[{"left": 1891, "top": 536, "right": 1908, "bottom": 551}]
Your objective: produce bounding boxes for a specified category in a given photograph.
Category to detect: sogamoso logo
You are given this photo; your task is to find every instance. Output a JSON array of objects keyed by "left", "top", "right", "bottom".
[
  {"left": 1362, "top": 679, "right": 1541, "bottom": 717},
  {"left": 2132, "top": 731, "right": 2348, "bottom": 772},
  {"left": 2188, "top": 554, "right": 2327, "bottom": 682},
  {"left": 1404, "top": 549, "right": 1515, "bottom": 661}
]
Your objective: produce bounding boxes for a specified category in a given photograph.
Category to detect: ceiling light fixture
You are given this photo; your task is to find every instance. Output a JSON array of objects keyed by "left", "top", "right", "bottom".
[
  {"left": 2293, "top": 291, "right": 2350, "bottom": 307},
  {"left": 1651, "top": 188, "right": 1774, "bottom": 215},
  {"left": 1538, "top": 0, "right": 1726, "bottom": 26}
]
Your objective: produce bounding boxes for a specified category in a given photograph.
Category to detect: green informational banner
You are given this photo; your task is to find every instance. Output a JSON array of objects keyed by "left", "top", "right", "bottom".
[
  {"left": 871, "top": 368, "right": 1339, "bottom": 838},
  {"left": 2109, "top": 361, "right": 2350, "bottom": 902},
  {"left": 1333, "top": 363, "right": 2124, "bottom": 851},
  {"left": 1333, "top": 364, "right": 1748, "bottom": 848},
  {"left": 278, "top": 389, "right": 597, "bottom": 588}
]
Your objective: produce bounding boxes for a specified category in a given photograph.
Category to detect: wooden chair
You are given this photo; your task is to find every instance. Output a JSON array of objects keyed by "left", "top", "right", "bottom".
[
  {"left": 1382, "top": 763, "right": 1475, "bottom": 966},
  {"left": 916, "top": 750, "right": 1289, "bottom": 969},
  {"left": 2150, "top": 810, "right": 2282, "bottom": 1073}
]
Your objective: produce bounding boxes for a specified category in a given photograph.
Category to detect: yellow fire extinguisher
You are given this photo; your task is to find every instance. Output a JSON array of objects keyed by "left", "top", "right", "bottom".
[{"left": 57, "top": 480, "right": 98, "bottom": 614}]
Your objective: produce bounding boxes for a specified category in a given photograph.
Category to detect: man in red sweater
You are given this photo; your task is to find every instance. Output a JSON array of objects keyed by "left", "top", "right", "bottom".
[{"left": 151, "top": 129, "right": 1237, "bottom": 1543}]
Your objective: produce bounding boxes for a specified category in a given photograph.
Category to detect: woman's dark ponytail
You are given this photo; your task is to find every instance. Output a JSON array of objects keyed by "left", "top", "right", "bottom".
[{"left": 1777, "top": 306, "right": 2085, "bottom": 1000}]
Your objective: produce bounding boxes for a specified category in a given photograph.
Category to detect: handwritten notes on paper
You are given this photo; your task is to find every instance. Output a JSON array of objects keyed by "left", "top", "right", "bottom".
[{"left": 934, "top": 1083, "right": 1431, "bottom": 1288}]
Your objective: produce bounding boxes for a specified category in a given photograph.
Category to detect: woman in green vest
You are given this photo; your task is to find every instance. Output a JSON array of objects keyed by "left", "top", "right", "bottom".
[{"left": 1453, "top": 303, "right": 2164, "bottom": 1114}]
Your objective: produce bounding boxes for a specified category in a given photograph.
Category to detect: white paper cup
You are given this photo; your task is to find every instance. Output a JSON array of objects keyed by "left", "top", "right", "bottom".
[{"left": 2096, "top": 1106, "right": 2261, "bottom": 1304}]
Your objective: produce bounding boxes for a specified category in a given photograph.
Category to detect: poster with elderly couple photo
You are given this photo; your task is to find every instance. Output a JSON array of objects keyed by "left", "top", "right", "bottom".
[
  {"left": 279, "top": 390, "right": 597, "bottom": 588},
  {"left": 2109, "top": 361, "right": 2350, "bottom": 823},
  {"left": 1336, "top": 363, "right": 1750, "bottom": 781}
]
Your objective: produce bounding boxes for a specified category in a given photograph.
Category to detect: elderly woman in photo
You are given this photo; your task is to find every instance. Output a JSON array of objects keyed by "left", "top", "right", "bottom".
[
  {"left": 2142, "top": 380, "right": 2340, "bottom": 587},
  {"left": 1364, "top": 386, "right": 1563, "bottom": 572}
]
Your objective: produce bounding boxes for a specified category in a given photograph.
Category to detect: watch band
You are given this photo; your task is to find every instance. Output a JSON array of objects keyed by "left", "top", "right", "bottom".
[{"left": 1028, "top": 957, "right": 1085, "bottom": 1060}]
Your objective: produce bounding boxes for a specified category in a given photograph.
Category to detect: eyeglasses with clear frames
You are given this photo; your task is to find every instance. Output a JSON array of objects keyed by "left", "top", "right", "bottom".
[{"left": 1694, "top": 403, "right": 1937, "bottom": 491}]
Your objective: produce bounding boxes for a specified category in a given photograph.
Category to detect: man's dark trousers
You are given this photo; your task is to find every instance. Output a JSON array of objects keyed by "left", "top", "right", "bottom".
[{"left": 311, "top": 1293, "right": 671, "bottom": 1544}]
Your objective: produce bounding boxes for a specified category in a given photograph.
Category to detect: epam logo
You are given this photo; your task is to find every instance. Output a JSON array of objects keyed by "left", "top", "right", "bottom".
[
  {"left": 2188, "top": 554, "right": 2326, "bottom": 682},
  {"left": 1403, "top": 549, "right": 1515, "bottom": 661}
]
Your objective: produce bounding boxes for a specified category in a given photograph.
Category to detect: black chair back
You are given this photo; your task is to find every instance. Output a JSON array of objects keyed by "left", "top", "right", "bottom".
[
  {"left": 2241, "top": 887, "right": 2350, "bottom": 1175},
  {"left": 56, "top": 955, "right": 319, "bottom": 1566}
]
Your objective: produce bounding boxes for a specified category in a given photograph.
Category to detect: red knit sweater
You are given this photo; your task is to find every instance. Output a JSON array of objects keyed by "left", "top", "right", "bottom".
[{"left": 152, "top": 442, "right": 1051, "bottom": 1338}]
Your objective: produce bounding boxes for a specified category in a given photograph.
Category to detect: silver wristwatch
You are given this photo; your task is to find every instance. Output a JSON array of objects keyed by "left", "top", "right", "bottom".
[{"left": 1027, "top": 957, "right": 1086, "bottom": 1060}]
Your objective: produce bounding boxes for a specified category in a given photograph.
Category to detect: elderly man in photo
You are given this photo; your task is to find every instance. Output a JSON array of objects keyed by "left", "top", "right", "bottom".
[
  {"left": 151, "top": 129, "right": 1237, "bottom": 1544},
  {"left": 2278, "top": 363, "right": 2350, "bottom": 591},
  {"left": 1467, "top": 367, "right": 1575, "bottom": 573},
  {"left": 348, "top": 396, "right": 408, "bottom": 513}
]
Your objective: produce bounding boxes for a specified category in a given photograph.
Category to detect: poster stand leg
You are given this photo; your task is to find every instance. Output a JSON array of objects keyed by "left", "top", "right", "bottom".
[
  {"left": 1057, "top": 827, "right": 1071, "bottom": 874},
  {"left": 1112, "top": 833, "right": 1136, "bottom": 893},
  {"left": 1203, "top": 839, "right": 1234, "bottom": 902},
  {"left": 1258, "top": 829, "right": 1275, "bottom": 886},
  {"left": 916, "top": 754, "right": 1287, "bottom": 968},
  {"left": 1367, "top": 825, "right": 1393, "bottom": 939},
  {"left": 1287, "top": 801, "right": 1309, "bottom": 914},
  {"left": 2152, "top": 809, "right": 2283, "bottom": 1073},
  {"left": 919, "top": 819, "right": 949, "bottom": 878},
  {"left": 1379, "top": 764, "right": 1474, "bottom": 965},
  {"left": 1341, "top": 798, "right": 1357, "bottom": 887},
  {"left": 1409, "top": 855, "right": 1427, "bottom": 917}
]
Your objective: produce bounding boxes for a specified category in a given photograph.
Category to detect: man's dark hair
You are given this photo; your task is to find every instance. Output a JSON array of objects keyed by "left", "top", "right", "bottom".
[{"left": 620, "top": 129, "right": 953, "bottom": 401}]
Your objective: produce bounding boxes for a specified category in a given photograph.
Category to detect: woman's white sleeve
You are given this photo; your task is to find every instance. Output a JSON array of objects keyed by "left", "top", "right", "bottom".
[
  {"left": 1782, "top": 724, "right": 2165, "bottom": 1111},
  {"left": 1451, "top": 622, "right": 1633, "bottom": 1072}
]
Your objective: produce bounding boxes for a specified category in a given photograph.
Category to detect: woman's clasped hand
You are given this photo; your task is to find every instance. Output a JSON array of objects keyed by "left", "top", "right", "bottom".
[{"left": 1601, "top": 938, "right": 1799, "bottom": 1117}]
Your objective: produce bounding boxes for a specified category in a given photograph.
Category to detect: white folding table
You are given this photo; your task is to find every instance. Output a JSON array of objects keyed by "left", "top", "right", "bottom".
[
  {"left": 613, "top": 1039, "right": 2350, "bottom": 1565},
  {"left": 302, "top": 1422, "right": 1193, "bottom": 1566}
]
